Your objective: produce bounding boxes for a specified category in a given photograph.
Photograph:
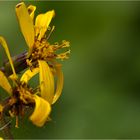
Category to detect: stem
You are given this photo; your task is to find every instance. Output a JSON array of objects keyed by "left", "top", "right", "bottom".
[
  {"left": 0, "top": 51, "right": 28, "bottom": 76},
  {"left": 0, "top": 116, "right": 13, "bottom": 139},
  {"left": 0, "top": 98, "right": 15, "bottom": 139}
]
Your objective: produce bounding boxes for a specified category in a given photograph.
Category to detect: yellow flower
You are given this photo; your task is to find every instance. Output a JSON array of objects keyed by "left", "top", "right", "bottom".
[
  {"left": 15, "top": 2, "right": 70, "bottom": 61},
  {"left": 15, "top": 2, "right": 68, "bottom": 104},
  {"left": 0, "top": 36, "right": 51, "bottom": 127},
  {"left": 0, "top": 137, "right": 3, "bottom": 140}
]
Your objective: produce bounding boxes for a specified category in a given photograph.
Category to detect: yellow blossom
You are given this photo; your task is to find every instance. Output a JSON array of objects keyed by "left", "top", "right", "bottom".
[
  {"left": 0, "top": 36, "right": 51, "bottom": 127},
  {"left": 15, "top": 2, "right": 69, "bottom": 104}
]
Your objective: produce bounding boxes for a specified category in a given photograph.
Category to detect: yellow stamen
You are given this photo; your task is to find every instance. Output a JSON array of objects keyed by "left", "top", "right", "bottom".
[
  {"left": 15, "top": 116, "right": 19, "bottom": 128},
  {"left": 47, "top": 26, "right": 55, "bottom": 40},
  {"left": 56, "top": 50, "right": 70, "bottom": 61}
]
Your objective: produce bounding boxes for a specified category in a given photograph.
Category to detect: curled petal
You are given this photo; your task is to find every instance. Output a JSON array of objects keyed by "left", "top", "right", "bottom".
[
  {"left": 0, "top": 36, "right": 17, "bottom": 79},
  {"left": 0, "top": 71, "right": 12, "bottom": 95},
  {"left": 38, "top": 60, "right": 54, "bottom": 103},
  {"left": 30, "top": 95, "right": 51, "bottom": 127},
  {"left": 27, "top": 5, "right": 36, "bottom": 20},
  {"left": 52, "top": 64, "right": 64, "bottom": 104},
  {"left": 15, "top": 2, "right": 34, "bottom": 55},
  {"left": 35, "top": 10, "right": 55, "bottom": 40},
  {"left": 20, "top": 68, "right": 39, "bottom": 83}
]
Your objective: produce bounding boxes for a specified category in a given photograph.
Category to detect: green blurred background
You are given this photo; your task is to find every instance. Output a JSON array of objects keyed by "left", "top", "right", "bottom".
[{"left": 0, "top": 0, "right": 140, "bottom": 139}]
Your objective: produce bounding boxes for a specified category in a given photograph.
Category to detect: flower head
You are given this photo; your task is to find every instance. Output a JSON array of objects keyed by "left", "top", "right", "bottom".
[
  {"left": 0, "top": 36, "right": 51, "bottom": 127},
  {"left": 15, "top": 2, "right": 69, "bottom": 104},
  {"left": 16, "top": 2, "right": 70, "bottom": 63}
]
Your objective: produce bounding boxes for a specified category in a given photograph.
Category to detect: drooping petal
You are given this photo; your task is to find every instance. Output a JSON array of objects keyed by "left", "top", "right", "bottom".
[
  {"left": 52, "top": 64, "right": 64, "bottom": 104},
  {"left": 35, "top": 10, "right": 55, "bottom": 41},
  {"left": 0, "top": 104, "right": 3, "bottom": 113},
  {"left": 0, "top": 71, "right": 12, "bottom": 95},
  {"left": 27, "top": 5, "right": 36, "bottom": 20},
  {"left": 0, "top": 37, "right": 17, "bottom": 79},
  {"left": 38, "top": 60, "right": 54, "bottom": 103},
  {"left": 20, "top": 68, "right": 39, "bottom": 83},
  {"left": 30, "top": 95, "right": 51, "bottom": 127},
  {"left": 15, "top": 2, "right": 34, "bottom": 54}
]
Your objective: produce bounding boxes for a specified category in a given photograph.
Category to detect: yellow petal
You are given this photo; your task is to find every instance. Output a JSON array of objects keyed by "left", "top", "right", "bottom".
[
  {"left": 30, "top": 95, "right": 51, "bottom": 127},
  {"left": 0, "top": 104, "right": 3, "bottom": 113},
  {"left": 0, "top": 137, "right": 3, "bottom": 140},
  {"left": 0, "top": 71, "right": 12, "bottom": 95},
  {"left": 52, "top": 64, "right": 64, "bottom": 104},
  {"left": 35, "top": 10, "right": 55, "bottom": 40},
  {"left": 38, "top": 60, "right": 54, "bottom": 103},
  {"left": 15, "top": 2, "right": 34, "bottom": 54},
  {"left": 20, "top": 68, "right": 39, "bottom": 83},
  {"left": 27, "top": 5, "right": 36, "bottom": 20},
  {"left": 0, "top": 36, "right": 17, "bottom": 78}
]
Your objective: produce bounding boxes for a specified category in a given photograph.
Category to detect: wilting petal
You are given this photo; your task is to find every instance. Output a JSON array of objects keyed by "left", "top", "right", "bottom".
[
  {"left": 30, "top": 95, "right": 51, "bottom": 127},
  {"left": 38, "top": 60, "right": 54, "bottom": 103},
  {"left": 15, "top": 2, "right": 34, "bottom": 54},
  {"left": 52, "top": 64, "right": 64, "bottom": 104},
  {"left": 27, "top": 5, "right": 36, "bottom": 20},
  {"left": 20, "top": 68, "right": 39, "bottom": 83},
  {"left": 0, "top": 71, "right": 12, "bottom": 95},
  {"left": 35, "top": 10, "right": 55, "bottom": 41},
  {"left": 0, "top": 36, "right": 17, "bottom": 78}
]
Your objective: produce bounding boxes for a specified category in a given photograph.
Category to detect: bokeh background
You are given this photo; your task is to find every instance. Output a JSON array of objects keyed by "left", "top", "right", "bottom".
[{"left": 0, "top": 0, "right": 140, "bottom": 139}]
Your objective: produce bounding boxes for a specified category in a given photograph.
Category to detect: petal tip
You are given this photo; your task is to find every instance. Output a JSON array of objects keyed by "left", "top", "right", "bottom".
[{"left": 16, "top": 2, "right": 25, "bottom": 9}]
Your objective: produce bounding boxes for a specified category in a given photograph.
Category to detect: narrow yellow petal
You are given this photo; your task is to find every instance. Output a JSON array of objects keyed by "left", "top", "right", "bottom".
[
  {"left": 15, "top": 2, "right": 34, "bottom": 54},
  {"left": 0, "top": 36, "right": 17, "bottom": 78},
  {"left": 27, "top": 5, "right": 36, "bottom": 20},
  {"left": 0, "top": 137, "right": 4, "bottom": 140},
  {"left": 20, "top": 68, "right": 39, "bottom": 83},
  {"left": 0, "top": 71, "right": 12, "bottom": 95},
  {"left": 52, "top": 64, "right": 64, "bottom": 104},
  {"left": 38, "top": 60, "right": 54, "bottom": 103},
  {"left": 30, "top": 95, "right": 51, "bottom": 127},
  {"left": 0, "top": 104, "right": 3, "bottom": 113},
  {"left": 35, "top": 10, "right": 55, "bottom": 40}
]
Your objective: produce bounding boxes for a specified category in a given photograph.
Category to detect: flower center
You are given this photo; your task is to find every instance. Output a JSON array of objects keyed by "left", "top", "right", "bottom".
[
  {"left": 32, "top": 39, "right": 55, "bottom": 61},
  {"left": 27, "top": 38, "right": 70, "bottom": 68},
  {"left": 8, "top": 82, "right": 34, "bottom": 127}
]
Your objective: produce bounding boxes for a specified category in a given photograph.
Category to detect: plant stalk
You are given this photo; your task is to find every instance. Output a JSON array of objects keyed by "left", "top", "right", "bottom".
[{"left": 0, "top": 51, "right": 28, "bottom": 76}]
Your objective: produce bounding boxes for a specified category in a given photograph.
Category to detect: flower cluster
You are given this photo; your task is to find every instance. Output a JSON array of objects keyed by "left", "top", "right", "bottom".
[{"left": 0, "top": 2, "right": 70, "bottom": 129}]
